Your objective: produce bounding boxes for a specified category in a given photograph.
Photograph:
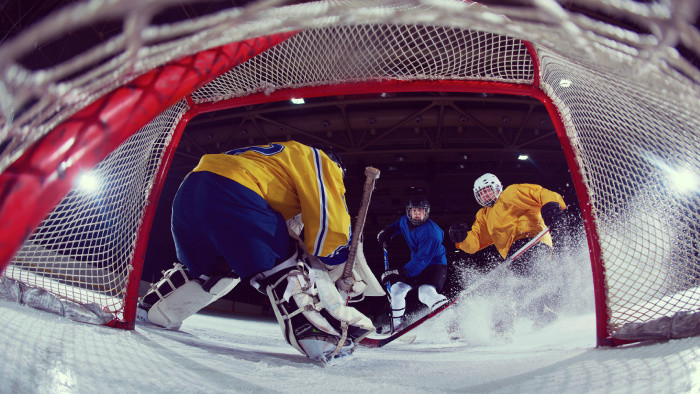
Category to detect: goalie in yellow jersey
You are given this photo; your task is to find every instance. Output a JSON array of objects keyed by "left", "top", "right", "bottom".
[
  {"left": 137, "top": 141, "right": 378, "bottom": 364},
  {"left": 448, "top": 173, "right": 567, "bottom": 276}
]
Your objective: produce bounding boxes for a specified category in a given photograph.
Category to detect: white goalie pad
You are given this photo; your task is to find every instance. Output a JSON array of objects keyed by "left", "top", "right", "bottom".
[
  {"left": 327, "top": 241, "right": 386, "bottom": 300},
  {"left": 251, "top": 249, "right": 375, "bottom": 363},
  {"left": 139, "top": 263, "right": 239, "bottom": 330},
  {"left": 286, "top": 215, "right": 385, "bottom": 300},
  {"left": 305, "top": 256, "right": 376, "bottom": 332}
]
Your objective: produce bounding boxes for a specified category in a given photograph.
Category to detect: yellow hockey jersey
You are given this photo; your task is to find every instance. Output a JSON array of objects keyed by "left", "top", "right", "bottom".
[
  {"left": 191, "top": 141, "right": 351, "bottom": 260},
  {"left": 455, "top": 184, "right": 566, "bottom": 259}
]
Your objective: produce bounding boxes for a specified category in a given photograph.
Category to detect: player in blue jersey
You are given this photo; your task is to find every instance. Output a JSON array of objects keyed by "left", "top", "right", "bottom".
[
  {"left": 137, "top": 141, "right": 377, "bottom": 364},
  {"left": 376, "top": 198, "right": 449, "bottom": 332}
]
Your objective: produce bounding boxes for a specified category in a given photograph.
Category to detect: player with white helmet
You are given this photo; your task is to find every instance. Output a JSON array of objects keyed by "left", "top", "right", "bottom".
[
  {"left": 449, "top": 173, "right": 568, "bottom": 330},
  {"left": 449, "top": 173, "right": 567, "bottom": 274},
  {"left": 473, "top": 173, "right": 503, "bottom": 207}
]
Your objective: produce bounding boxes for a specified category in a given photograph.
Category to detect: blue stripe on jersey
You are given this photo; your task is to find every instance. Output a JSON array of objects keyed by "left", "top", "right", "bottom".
[
  {"left": 312, "top": 148, "right": 329, "bottom": 256},
  {"left": 225, "top": 143, "right": 285, "bottom": 156}
]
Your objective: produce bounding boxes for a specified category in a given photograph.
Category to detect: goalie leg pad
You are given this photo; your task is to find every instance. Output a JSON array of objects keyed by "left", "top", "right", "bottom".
[
  {"left": 139, "top": 263, "right": 239, "bottom": 329},
  {"left": 252, "top": 252, "right": 375, "bottom": 363}
]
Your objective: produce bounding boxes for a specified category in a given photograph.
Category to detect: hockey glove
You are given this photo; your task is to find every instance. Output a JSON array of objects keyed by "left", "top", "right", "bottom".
[
  {"left": 376, "top": 227, "right": 393, "bottom": 248},
  {"left": 448, "top": 222, "right": 470, "bottom": 243},
  {"left": 381, "top": 267, "right": 407, "bottom": 286},
  {"left": 541, "top": 202, "right": 565, "bottom": 228}
]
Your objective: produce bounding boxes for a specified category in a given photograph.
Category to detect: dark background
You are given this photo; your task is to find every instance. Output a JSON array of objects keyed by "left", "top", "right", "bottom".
[{"left": 138, "top": 90, "right": 583, "bottom": 320}]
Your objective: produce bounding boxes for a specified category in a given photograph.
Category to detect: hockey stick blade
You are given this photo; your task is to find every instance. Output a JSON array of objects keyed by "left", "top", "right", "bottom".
[{"left": 360, "top": 297, "right": 459, "bottom": 348}]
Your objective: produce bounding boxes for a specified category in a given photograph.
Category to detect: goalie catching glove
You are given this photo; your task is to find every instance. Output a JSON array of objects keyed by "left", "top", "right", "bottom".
[{"left": 250, "top": 248, "right": 375, "bottom": 364}]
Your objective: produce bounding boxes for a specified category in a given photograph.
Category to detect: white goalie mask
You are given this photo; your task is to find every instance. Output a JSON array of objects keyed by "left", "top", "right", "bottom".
[{"left": 473, "top": 173, "right": 502, "bottom": 207}]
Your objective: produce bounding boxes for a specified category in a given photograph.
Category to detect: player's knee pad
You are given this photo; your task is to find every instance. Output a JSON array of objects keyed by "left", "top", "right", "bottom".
[
  {"left": 250, "top": 250, "right": 375, "bottom": 364},
  {"left": 418, "top": 284, "right": 447, "bottom": 311},
  {"left": 138, "top": 263, "right": 240, "bottom": 329},
  {"left": 390, "top": 281, "right": 412, "bottom": 299}
]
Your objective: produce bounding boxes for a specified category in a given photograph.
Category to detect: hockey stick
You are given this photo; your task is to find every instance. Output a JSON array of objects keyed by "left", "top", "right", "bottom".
[
  {"left": 360, "top": 226, "right": 551, "bottom": 348},
  {"left": 468, "top": 226, "right": 550, "bottom": 290},
  {"left": 382, "top": 245, "right": 394, "bottom": 334},
  {"left": 382, "top": 246, "right": 391, "bottom": 296},
  {"left": 505, "top": 226, "right": 551, "bottom": 263},
  {"left": 458, "top": 226, "right": 551, "bottom": 297},
  {"left": 360, "top": 297, "right": 459, "bottom": 347},
  {"left": 337, "top": 167, "right": 381, "bottom": 292}
]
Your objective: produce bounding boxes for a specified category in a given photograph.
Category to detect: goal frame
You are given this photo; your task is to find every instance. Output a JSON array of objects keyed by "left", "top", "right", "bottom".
[
  {"left": 2, "top": 0, "right": 697, "bottom": 347},
  {"left": 0, "top": 35, "right": 614, "bottom": 342}
]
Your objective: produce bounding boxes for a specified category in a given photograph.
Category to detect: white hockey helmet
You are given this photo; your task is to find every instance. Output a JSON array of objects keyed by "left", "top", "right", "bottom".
[{"left": 473, "top": 173, "right": 502, "bottom": 207}]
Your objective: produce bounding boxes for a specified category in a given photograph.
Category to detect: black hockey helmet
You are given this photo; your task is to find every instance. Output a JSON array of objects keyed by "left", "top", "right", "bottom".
[
  {"left": 406, "top": 198, "right": 430, "bottom": 225},
  {"left": 313, "top": 144, "right": 346, "bottom": 177}
]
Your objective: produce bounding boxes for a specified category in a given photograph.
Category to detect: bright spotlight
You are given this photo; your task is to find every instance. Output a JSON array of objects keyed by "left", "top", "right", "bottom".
[
  {"left": 518, "top": 154, "right": 529, "bottom": 161},
  {"left": 668, "top": 168, "right": 699, "bottom": 194},
  {"left": 77, "top": 173, "right": 100, "bottom": 193},
  {"left": 291, "top": 98, "right": 305, "bottom": 104}
]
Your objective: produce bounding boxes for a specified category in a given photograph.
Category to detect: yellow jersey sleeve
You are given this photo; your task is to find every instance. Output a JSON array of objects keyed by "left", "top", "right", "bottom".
[
  {"left": 292, "top": 148, "right": 351, "bottom": 258},
  {"left": 510, "top": 184, "right": 567, "bottom": 211}
]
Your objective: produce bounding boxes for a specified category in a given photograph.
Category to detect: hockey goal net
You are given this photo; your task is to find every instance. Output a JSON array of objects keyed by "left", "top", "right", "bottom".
[{"left": 0, "top": 0, "right": 698, "bottom": 345}]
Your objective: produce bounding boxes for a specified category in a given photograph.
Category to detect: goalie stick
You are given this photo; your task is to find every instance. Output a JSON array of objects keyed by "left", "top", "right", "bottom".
[
  {"left": 360, "top": 226, "right": 551, "bottom": 348},
  {"left": 337, "top": 166, "right": 380, "bottom": 292}
]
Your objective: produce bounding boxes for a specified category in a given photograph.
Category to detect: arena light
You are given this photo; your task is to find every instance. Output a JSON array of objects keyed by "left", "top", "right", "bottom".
[
  {"left": 646, "top": 153, "right": 699, "bottom": 194},
  {"left": 518, "top": 154, "right": 529, "bottom": 160},
  {"left": 76, "top": 172, "right": 100, "bottom": 194},
  {"left": 668, "top": 168, "right": 699, "bottom": 194},
  {"left": 290, "top": 98, "right": 305, "bottom": 104}
]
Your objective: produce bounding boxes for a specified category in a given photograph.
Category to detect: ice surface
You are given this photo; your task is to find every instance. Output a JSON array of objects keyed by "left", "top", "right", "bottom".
[
  {"left": 1, "top": 298, "right": 698, "bottom": 393},
  {"left": 2, "top": 224, "right": 698, "bottom": 392}
]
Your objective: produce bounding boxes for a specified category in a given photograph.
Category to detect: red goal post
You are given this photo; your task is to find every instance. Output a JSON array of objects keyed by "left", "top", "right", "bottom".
[{"left": 0, "top": 0, "right": 697, "bottom": 346}]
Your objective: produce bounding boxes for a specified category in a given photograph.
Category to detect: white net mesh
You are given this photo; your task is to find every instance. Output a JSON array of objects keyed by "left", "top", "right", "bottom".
[
  {"left": 192, "top": 25, "right": 534, "bottom": 103},
  {"left": 4, "top": 101, "right": 187, "bottom": 320},
  {"left": 0, "top": 0, "right": 698, "bottom": 341},
  {"left": 538, "top": 47, "right": 699, "bottom": 329}
]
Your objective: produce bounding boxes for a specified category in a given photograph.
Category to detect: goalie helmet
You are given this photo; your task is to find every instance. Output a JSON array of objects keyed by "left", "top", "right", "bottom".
[
  {"left": 473, "top": 173, "right": 502, "bottom": 207},
  {"left": 313, "top": 144, "right": 346, "bottom": 177},
  {"left": 406, "top": 198, "right": 430, "bottom": 226}
]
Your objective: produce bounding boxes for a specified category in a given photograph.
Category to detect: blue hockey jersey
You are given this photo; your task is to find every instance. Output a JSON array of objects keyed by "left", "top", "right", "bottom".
[{"left": 385, "top": 216, "right": 447, "bottom": 277}]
